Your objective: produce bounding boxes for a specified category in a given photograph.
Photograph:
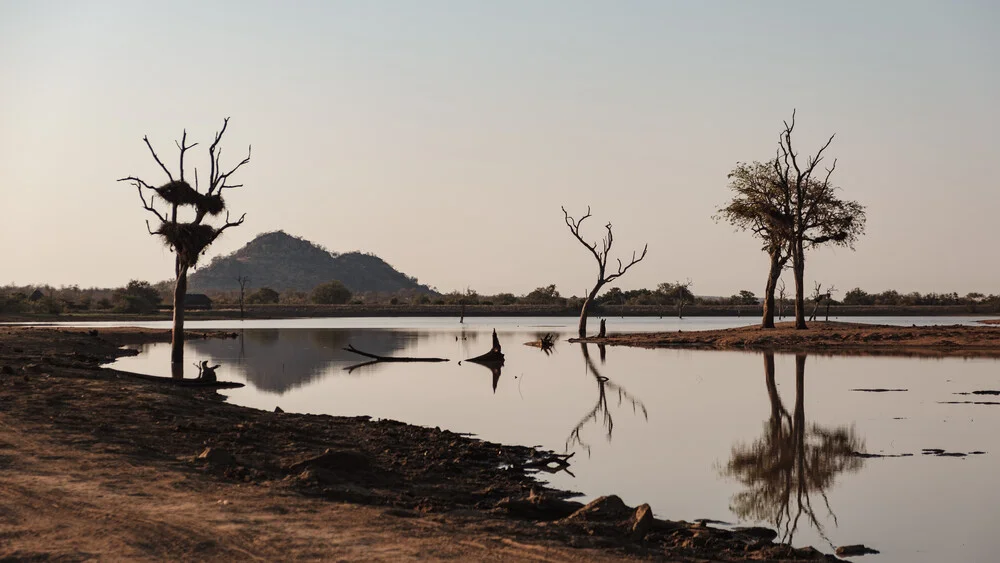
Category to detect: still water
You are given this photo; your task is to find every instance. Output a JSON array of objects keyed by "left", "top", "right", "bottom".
[{"left": 108, "top": 317, "right": 999, "bottom": 562}]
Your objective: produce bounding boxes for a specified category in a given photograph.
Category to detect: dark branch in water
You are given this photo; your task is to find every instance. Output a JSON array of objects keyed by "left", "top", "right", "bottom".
[{"left": 343, "top": 344, "right": 449, "bottom": 363}]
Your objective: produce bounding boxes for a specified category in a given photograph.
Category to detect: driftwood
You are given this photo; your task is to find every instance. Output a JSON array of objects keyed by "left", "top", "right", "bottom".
[
  {"left": 510, "top": 452, "right": 575, "bottom": 477},
  {"left": 121, "top": 371, "right": 244, "bottom": 389},
  {"left": 466, "top": 329, "right": 505, "bottom": 363},
  {"left": 524, "top": 333, "right": 556, "bottom": 355},
  {"left": 343, "top": 344, "right": 449, "bottom": 363}
]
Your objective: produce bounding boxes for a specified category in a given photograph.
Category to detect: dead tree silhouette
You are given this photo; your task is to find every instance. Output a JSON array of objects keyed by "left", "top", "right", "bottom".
[
  {"left": 562, "top": 206, "right": 647, "bottom": 338},
  {"left": 119, "top": 118, "right": 250, "bottom": 376}
]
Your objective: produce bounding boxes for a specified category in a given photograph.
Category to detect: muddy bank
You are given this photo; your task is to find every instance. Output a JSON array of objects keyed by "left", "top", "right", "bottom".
[
  {"left": 0, "top": 326, "right": 850, "bottom": 561},
  {"left": 572, "top": 321, "right": 1000, "bottom": 357}
]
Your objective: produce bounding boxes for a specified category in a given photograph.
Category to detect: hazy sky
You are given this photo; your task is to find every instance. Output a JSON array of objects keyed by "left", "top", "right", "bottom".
[{"left": 2, "top": 1, "right": 998, "bottom": 297}]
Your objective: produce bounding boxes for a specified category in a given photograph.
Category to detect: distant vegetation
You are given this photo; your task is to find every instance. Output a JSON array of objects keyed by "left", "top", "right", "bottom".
[{"left": 2, "top": 282, "right": 999, "bottom": 317}]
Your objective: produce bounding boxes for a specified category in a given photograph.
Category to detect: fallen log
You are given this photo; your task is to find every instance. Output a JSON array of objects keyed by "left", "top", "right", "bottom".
[
  {"left": 343, "top": 344, "right": 449, "bottom": 363},
  {"left": 117, "top": 371, "right": 245, "bottom": 389}
]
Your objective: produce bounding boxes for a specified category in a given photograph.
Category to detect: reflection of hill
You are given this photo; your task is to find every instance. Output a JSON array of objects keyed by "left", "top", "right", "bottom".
[{"left": 187, "top": 329, "right": 418, "bottom": 394}]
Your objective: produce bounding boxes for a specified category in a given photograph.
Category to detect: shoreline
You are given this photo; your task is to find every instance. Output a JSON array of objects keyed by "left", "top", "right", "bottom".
[
  {"left": 0, "top": 326, "right": 839, "bottom": 561},
  {"left": 572, "top": 321, "right": 1000, "bottom": 358}
]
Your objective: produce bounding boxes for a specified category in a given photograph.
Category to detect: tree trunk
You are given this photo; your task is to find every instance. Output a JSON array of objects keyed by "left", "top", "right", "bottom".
[
  {"left": 578, "top": 285, "right": 602, "bottom": 338},
  {"left": 792, "top": 243, "right": 807, "bottom": 329},
  {"left": 171, "top": 261, "right": 189, "bottom": 374},
  {"left": 763, "top": 353, "right": 788, "bottom": 428},
  {"left": 793, "top": 354, "right": 806, "bottom": 494},
  {"left": 761, "top": 250, "right": 784, "bottom": 329}
]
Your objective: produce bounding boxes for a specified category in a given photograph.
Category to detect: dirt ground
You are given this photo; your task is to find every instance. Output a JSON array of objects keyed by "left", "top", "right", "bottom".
[
  {"left": 0, "top": 327, "right": 839, "bottom": 562},
  {"left": 575, "top": 320, "right": 1000, "bottom": 357}
]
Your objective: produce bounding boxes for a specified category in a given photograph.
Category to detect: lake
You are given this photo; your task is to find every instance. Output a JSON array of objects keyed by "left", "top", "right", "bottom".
[{"left": 105, "top": 316, "right": 998, "bottom": 562}]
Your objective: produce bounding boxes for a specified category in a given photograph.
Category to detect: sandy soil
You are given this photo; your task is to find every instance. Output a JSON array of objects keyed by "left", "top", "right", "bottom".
[
  {"left": 574, "top": 321, "right": 1000, "bottom": 357},
  {"left": 0, "top": 327, "right": 837, "bottom": 562}
]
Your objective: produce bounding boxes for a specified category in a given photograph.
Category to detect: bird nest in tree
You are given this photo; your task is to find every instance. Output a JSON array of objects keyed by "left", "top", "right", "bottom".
[
  {"left": 155, "top": 222, "right": 217, "bottom": 266},
  {"left": 154, "top": 181, "right": 225, "bottom": 216}
]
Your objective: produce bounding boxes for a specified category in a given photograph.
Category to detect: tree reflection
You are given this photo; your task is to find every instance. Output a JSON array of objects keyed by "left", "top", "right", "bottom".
[
  {"left": 722, "top": 353, "right": 864, "bottom": 546},
  {"left": 565, "top": 343, "right": 648, "bottom": 456}
]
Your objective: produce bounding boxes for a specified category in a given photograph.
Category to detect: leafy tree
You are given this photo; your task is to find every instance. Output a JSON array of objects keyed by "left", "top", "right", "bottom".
[
  {"left": 842, "top": 287, "right": 874, "bottom": 306},
  {"left": 248, "top": 287, "right": 280, "bottom": 304},
  {"left": 493, "top": 293, "right": 518, "bottom": 306},
  {"left": 312, "top": 280, "right": 352, "bottom": 304},
  {"left": 523, "top": 284, "right": 562, "bottom": 304},
  {"left": 738, "top": 289, "right": 758, "bottom": 306},
  {"left": 716, "top": 162, "right": 790, "bottom": 328},
  {"left": 657, "top": 281, "right": 694, "bottom": 317},
  {"left": 112, "top": 280, "right": 163, "bottom": 314},
  {"left": 119, "top": 118, "right": 250, "bottom": 371}
]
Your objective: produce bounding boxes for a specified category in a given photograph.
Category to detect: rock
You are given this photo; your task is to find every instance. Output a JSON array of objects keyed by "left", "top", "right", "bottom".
[
  {"left": 296, "top": 467, "right": 338, "bottom": 485},
  {"left": 494, "top": 490, "right": 582, "bottom": 521},
  {"left": 734, "top": 526, "right": 778, "bottom": 542},
  {"left": 197, "top": 447, "right": 236, "bottom": 466},
  {"left": 630, "top": 503, "right": 653, "bottom": 537},
  {"left": 289, "top": 448, "right": 371, "bottom": 473},
  {"left": 794, "top": 546, "right": 827, "bottom": 559},
  {"left": 274, "top": 406, "right": 284, "bottom": 414},
  {"left": 836, "top": 544, "right": 880, "bottom": 557},
  {"left": 565, "top": 495, "right": 632, "bottom": 522}
]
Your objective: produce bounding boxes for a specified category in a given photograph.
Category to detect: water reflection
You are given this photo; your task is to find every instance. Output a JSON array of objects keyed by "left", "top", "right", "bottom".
[
  {"left": 722, "top": 353, "right": 865, "bottom": 546},
  {"left": 186, "top": 329, "right": 419, "bottom": 393},
  {"left": 464, "top": 329, "right": 505, "bottom": 393},
  {"left": 565, "top": 343, "right": 649, "bottom": 455}
]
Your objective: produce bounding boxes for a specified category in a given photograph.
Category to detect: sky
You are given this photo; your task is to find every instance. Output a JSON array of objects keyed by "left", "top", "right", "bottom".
[{"left": 1, "top": 1, "right": 998, "bottom": 297}]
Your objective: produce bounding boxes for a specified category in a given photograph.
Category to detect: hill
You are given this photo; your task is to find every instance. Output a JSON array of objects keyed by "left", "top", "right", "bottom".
[{"left": 187, "top": 231, "right": 433, "bottom": 294}]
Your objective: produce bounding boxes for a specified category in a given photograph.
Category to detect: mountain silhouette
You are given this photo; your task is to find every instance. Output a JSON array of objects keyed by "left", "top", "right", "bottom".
[{"left": 187, "top": 230, "right": 433, "bottom": 293}]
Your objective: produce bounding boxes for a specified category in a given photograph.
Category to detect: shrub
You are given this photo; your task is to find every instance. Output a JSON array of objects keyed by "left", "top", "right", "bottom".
[
  {"left": 247, "top": 287, "right": 280, "bottom": 304},
  {"left": 312, "top": 281, "right": 352, "bottom": 305},
  {"left": 112, "top": 280, "right": 162, "bottom": 314}
]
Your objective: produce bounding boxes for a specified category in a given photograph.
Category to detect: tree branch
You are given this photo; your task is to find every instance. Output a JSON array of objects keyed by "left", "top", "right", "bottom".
[{"left": 142, "top": 135, "right": 173, "bottom": 182}]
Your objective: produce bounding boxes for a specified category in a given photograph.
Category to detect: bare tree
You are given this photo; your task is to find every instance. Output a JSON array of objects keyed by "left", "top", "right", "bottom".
[
  {"left": 658, "top": 280, "right": 694, "bottom": 319},
  {"left": 809, "top": 282, "right": 836, "bottom": 322},
  {"left": 562, "top": 206, "right": 648, "bottom": 338},
  {"left": 236, "top": 274, "right": 251, "bottom": 320},
  {"left": 777, "top": 279, "right": 787, "bottom": 320},
  {"left": 119, "top": 118, "right": 250, "bottom": 374},
  {"left": 773, "top": 111, "right": 866, "bottom": 329}
]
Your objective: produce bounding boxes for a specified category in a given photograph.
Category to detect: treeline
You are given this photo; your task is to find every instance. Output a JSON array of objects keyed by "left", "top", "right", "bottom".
[
  {"left": 839, "top": 288, "right": 999, "bottom": 307},
  {"left": 3, "top": 281, "right": 999, "bottom": 316}
]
